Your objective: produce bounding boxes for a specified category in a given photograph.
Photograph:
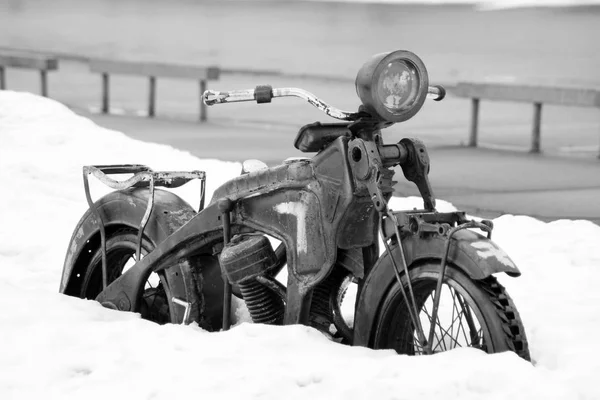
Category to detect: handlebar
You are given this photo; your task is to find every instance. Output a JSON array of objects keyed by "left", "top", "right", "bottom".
[
  {"left": 427, "top": 85, "right": 446, "bottom": 101},
  {"left": 204, "top": 86, "right": 362, "bottom": 121},
  {"left": 203, "top": 84, "right": 446, "bottom": 121}
]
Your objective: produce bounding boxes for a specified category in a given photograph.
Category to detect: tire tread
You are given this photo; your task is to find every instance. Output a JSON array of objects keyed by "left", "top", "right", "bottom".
[{"left": 479, "top": 277, "right": 530, "bottom": 361}]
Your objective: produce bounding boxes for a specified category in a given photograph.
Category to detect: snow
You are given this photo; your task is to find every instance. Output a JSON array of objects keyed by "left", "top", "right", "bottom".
[{"left": 1, "top": 91, "right": 599, "bottom": 399}]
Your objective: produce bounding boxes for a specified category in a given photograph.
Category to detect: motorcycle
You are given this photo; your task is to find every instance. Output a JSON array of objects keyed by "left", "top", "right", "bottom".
[{"left": 60, "top": 50, "right": 530, "bottom": 359}]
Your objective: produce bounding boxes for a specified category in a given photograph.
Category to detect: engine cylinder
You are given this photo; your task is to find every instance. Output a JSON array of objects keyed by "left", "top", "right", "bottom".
[
  {"left": 219, "top": 234, "right": 277, "bottom": 284},
  {"left": 219, "top": 234, "right": 284, "bottom": 325}
]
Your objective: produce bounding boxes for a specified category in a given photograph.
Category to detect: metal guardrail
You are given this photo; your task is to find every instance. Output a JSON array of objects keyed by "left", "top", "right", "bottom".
[
  {"left": 0, "top": 47, "right": 351, "bottom": 122},
  {"left": 0, "top": 50, "right": 58, "bottom": 97},
  {"left": 451, "top": 82, "right": 600, "bottom": 154},
  {"left": 89, "top": 59, "right": 220, "bottom": 122},
  {"left": 2, "top": 47, "right": 599, "bottom": 154}
]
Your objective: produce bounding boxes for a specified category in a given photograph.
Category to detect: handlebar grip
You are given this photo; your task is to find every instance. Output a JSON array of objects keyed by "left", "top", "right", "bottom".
[
  {"left": 427, "top": 85, "right": 446, "bottom": 101},
  {"left": 379, "top": 143, "right": 408, "bottom": 167},
  {"left": 203, "top": 85, "right": 275, "bottom": 105},
  {"left": 254, "top": 85, "right": 274, "bottom": 103}
]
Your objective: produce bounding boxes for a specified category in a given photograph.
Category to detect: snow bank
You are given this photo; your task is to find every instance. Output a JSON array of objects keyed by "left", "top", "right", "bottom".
[{"left": 1, "top": 91, "right": 599, "bottom": 399}]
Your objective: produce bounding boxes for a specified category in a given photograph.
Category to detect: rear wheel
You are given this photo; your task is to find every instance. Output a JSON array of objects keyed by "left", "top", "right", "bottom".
[
  {"left": 372, "top": 262, "right": 530, "bottom": 360},
  {"left": 80, "top": 230, "right": 197, "bottom": 325}
]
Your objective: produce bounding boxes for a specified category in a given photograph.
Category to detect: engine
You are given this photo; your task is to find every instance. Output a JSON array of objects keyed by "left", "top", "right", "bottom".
[{"left": 219, "top": 234, "right": 285, "bottom": 325}]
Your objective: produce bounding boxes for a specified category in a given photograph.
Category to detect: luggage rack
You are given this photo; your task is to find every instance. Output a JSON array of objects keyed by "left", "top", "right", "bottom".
[{"left": 82, "top": 164, "right": 206, "bottom": 289}]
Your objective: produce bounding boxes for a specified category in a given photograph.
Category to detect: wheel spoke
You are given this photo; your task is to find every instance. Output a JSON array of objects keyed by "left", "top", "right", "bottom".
[
  {"left": 438, "top": 316, "right": 463, "bottom": 350},
  {"left": 434, "top": 286, "right": 483, "bottom": 350},
  {"left": 424, "top": 298, "right": 450, "bottom": 351},
  {"left": 412, "top": 340, "right": 425, "bottom": 355},
  {"left": 423, "top": 290, "right": 468, "bottom": 351},
  {"left": 450, "top": 287, "right": 458, "bottom": 345},
  {"left": 456, "top": 292, "right": 481, "bottom": 347},
  {"left": 82, "top": 233, "right": 171, "bottom": 325},
  {"left": 421, "top": 301, "right": 446, "bottom": 351},
  {"left": 402, "top": 333, "right": 426, "bottom": 355},
  {"left": 456, "top": 307, "right": 471, "bottom": 346},
  {"left": 433, "top": 296, "right": 449, "bottom": 351},
  {"left": 448, "top": 287, "right": 468, "bottom": 347},
  {"left": 422, "top": 296, "right": 464, "bottom": 351},
  {"left": 382, "top": 267, "right": 499, "bottom": 357}
]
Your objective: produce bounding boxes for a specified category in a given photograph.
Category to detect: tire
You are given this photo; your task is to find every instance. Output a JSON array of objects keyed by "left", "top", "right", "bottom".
[
  {"left": 79, "top": 229, "right": 200, "bottom": 325},
  {"left": 372, "top": 262, "right": 530, "bottom": 360}
]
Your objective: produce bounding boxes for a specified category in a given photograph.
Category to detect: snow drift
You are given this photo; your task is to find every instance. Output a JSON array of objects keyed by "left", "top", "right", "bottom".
[{"left": 1, "top": 91, "right": 599, "bottom": 399}]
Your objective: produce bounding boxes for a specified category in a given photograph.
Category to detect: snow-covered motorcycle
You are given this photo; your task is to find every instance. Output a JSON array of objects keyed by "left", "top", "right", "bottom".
[{"left": 60, "top": 50, "right": 530, "bottom": 359}]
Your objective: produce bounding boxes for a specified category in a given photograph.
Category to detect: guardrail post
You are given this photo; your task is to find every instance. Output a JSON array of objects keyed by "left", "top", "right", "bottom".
[
  {"left": 148, "top": 76, "right": 156, "bottom": 117},
  {"left": 101, "top": 73, "right": 110, "bottom": 114},
  {"left": 468, "top": 98, "right": 480, "bottom": 147},
  {"left": 0, "top": 66, "right": 5, "bottom": 90},
  {"left": 531, "top": 102, "right": 542, "bottom": 153},
  {"left": 199, "top": 79, "right": 207, "bottom": 122},
  {"left": 598, "top": 122, "right": 600, "bottom": 159},
  {"left": 40, "top": 70, "right": 48, "bottom": 97},
  {"left": 597, "top": 126, "right": 600, "bottom": 159}
]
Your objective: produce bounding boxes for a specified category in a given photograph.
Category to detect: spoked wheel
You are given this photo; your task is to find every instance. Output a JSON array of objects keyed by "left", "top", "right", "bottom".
[
  {"left": 80, "top": 230, "right": 174, "bottom": 324},
  {"left": 373, "top": 262, "right": 530, "bottom": 360}
]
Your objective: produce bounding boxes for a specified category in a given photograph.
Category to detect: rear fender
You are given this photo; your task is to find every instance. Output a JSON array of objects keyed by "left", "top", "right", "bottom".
[
  {"left": 353, "top": 229, "right": 521, "bottom": 347},
  {"left": 60, "top": 188, "right": 199, "bottom": 295}
]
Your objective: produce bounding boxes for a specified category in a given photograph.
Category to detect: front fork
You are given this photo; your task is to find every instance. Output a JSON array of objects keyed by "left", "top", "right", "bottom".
[{"left": 363, "top": 137, "right": 494, "bottom": 354}]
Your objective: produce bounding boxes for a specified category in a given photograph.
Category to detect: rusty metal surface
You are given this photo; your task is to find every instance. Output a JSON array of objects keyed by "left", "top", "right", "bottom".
[
  {"left": 398, "top": 138, "right": 436, "bottom": 211},
  {"left": 381, "top": 210, "right": 468, "bottom": 238},
  {"left": 219, "top": 198, "right": 233, "bottom": 331},
  {"left": 93, "top": 201, "right": 227, "bottom": 316},
  {"left": 66, "top": 63, "right": 525, "bottom": 344},
  {"left": 353, "top": 216, "right": 521, "bottom": 347},
  {"left": 203, "top": 86, "right": 363, "bottom": 121},
  {"left": 70, "top": 122, "right": 525, "bottom": 343},
  {"left": 87, "top": 120, "right": 431, "bottom": 327},
  {"left": 219, "top": 235, "right": 277, "bottom": 284},
  {"left": 81, "top": 164, "right": 206, "bottom": 290},
  {"left": 60, "top": 188, "right": 212, "bottom": 327},
  {"left": 60, "top": 188, "right": 199, "bottom": 293},
  {"left": 380, "top": 208, "right": 428, "bottom": 348},
  {"left": 83, "top": 165, "right": 206, "bottom": 190},
  {"left": 209, "top": 161, "right": 313, "bottom": 205},
  {"left": 426, "top": 220, "right": 493, "bottom": 353},
  {"left": 274, "top": 88, "right": 363, "bottom": 121},
  {"left": 90, "top": 136, "right": 373, "bottom": 326},
  {"left": 294, "top": 122, "right": 351, "bottom": 153},
  {"left": 68, "top": 119, "right": 526, "bottom": 343}
]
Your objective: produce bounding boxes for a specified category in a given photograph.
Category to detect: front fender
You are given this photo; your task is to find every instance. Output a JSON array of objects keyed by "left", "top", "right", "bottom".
[
  {"left": 403, "top": 229, "right": 521, "bottom": 279},
  {"left": 353, "top": 229, "right": 520, "bottom": 347},
  {"left": 60, "top": 188, "right": 197, "bottom": 294}
]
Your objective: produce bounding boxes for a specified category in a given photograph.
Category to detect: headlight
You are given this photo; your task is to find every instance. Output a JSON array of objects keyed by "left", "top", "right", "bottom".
[{"left": 355, "top": 50, "right": 429, "bottom": 123}]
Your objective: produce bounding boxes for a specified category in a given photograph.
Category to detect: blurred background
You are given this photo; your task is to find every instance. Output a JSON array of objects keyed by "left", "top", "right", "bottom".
[
  {"left": 1, "top": 0, "right": 600, "bottom": 219},
  {"left": 1, "top": 0, "right": 599, "bottom": 139},
  {"left": 2, "top": 0, "right": 600, "bottom": 83}
]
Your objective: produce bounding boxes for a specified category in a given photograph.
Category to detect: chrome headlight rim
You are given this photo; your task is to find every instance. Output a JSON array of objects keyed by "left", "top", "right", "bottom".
[{"left": 355, "top": 50, "right": 429, "bottom": 123}]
